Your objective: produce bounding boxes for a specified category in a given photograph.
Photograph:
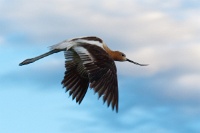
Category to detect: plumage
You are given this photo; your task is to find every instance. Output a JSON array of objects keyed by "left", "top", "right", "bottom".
[{"left": 19, "top": 36, "right": 148, "bottom": 112}]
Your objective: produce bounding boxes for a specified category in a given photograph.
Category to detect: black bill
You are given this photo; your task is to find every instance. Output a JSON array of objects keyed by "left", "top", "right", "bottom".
[{"left": 126, "top": 59, "right": 148, "bottom": 66}]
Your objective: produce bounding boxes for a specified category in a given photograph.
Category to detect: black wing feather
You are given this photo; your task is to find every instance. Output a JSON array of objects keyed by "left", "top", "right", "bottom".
[
  {"left": 74, "top": 43, "right": 119, "bottom": 112},
  {"left": 62, "top": 50, "right": 89, "bottom": 104}
]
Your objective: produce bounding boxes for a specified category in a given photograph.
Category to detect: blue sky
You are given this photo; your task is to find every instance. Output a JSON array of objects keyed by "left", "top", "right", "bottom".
[{"left": 1, "top": 0, "right": 200, "bottom": 133}]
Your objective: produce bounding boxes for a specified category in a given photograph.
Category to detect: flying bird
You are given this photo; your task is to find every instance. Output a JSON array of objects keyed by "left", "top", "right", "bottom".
[{"left": 19, "top": 36, "right": 147, "bottom": 112}]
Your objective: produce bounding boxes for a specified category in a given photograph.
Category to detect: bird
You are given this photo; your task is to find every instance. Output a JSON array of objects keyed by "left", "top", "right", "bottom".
[{"left": 19, "top": 36, "right": 148, "bottom": 112}]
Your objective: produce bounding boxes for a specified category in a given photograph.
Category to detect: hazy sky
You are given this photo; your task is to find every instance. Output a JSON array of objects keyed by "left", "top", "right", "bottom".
[{"left": 1, "top": 0, "right": 200, "bottom": 133}]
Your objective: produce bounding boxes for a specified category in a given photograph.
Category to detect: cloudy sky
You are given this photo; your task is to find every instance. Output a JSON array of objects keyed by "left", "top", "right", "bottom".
[{"left": 1, "top": 0, "right": 200, "bottom": 133}]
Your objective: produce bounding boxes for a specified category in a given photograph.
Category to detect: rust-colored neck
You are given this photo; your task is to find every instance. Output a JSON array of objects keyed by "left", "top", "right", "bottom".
[
  {"left": 103, "top": 43, "right": 113, "bottom": 53},
  {"left": 103, "top": 44, "right": 118, "bottom": 60},
  {"left": 103, "top": 43, "right": 126, "bottom": 61}
]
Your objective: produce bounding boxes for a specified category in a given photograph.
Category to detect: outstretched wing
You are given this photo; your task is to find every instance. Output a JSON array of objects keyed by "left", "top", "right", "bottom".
[
  {"left": 73, "top": 43, "right": 119, "bottom": 112},
  {"left": 61, "top": 49, "right": 89, "bottom": 104}
]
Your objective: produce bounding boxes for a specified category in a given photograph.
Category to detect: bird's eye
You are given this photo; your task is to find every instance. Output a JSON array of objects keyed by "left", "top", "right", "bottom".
[{"left": 121, "top": 53, "right": 125, "bottom": 57}]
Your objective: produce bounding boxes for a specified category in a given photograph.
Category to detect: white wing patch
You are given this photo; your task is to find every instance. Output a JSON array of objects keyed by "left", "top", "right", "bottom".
[
  {"left": 49, "top": 40, "right": 76, "bottom": 50},
  {"left": 73, "top": 46, "right": 94, "bottom": 65},
  {"left": 50, "top": 36, "right": 104, "bottom": 51},
  {"left": 72, "top": 39, "right": 104, "bottom": 49}
]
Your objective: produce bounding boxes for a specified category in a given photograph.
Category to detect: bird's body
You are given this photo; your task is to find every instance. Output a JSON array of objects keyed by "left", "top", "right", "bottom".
[{"left": 19, "top": 36, "right": 147, "bottom": 112}]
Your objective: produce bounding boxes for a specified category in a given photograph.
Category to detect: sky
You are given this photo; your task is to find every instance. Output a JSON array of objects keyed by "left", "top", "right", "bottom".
[{"left": 0, "top": 0, "right": 200, "bottom": 133}]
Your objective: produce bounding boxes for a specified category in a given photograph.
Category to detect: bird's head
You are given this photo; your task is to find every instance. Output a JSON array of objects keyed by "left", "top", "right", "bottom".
[{"left": 113, "top": 51, "right": 148, "bottom": 66}]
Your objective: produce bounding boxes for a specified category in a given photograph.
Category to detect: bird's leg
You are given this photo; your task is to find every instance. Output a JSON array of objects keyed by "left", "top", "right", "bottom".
[{"left": 19, "top": 49, "right": 64, "bottom": 66}]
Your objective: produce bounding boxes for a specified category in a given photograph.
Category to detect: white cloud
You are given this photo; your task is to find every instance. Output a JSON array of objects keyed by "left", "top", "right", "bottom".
[
  {"left": 136, "top": 0, "right": 180, "bottom": 7},
  {"left": 117, "top": 43, "right": 200, "bottom": 77},
  {"left": 177, "top": 74, "right": 200, "bottom": 90},
  {"left": 1, "top": 2, "right": 200, "bottom": 133},
  {"left": 1, "top": 0, "right": 200, "bottom": 106},
  {"left": 1, "top": 0, "right": 199, "bottom": 46}
]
